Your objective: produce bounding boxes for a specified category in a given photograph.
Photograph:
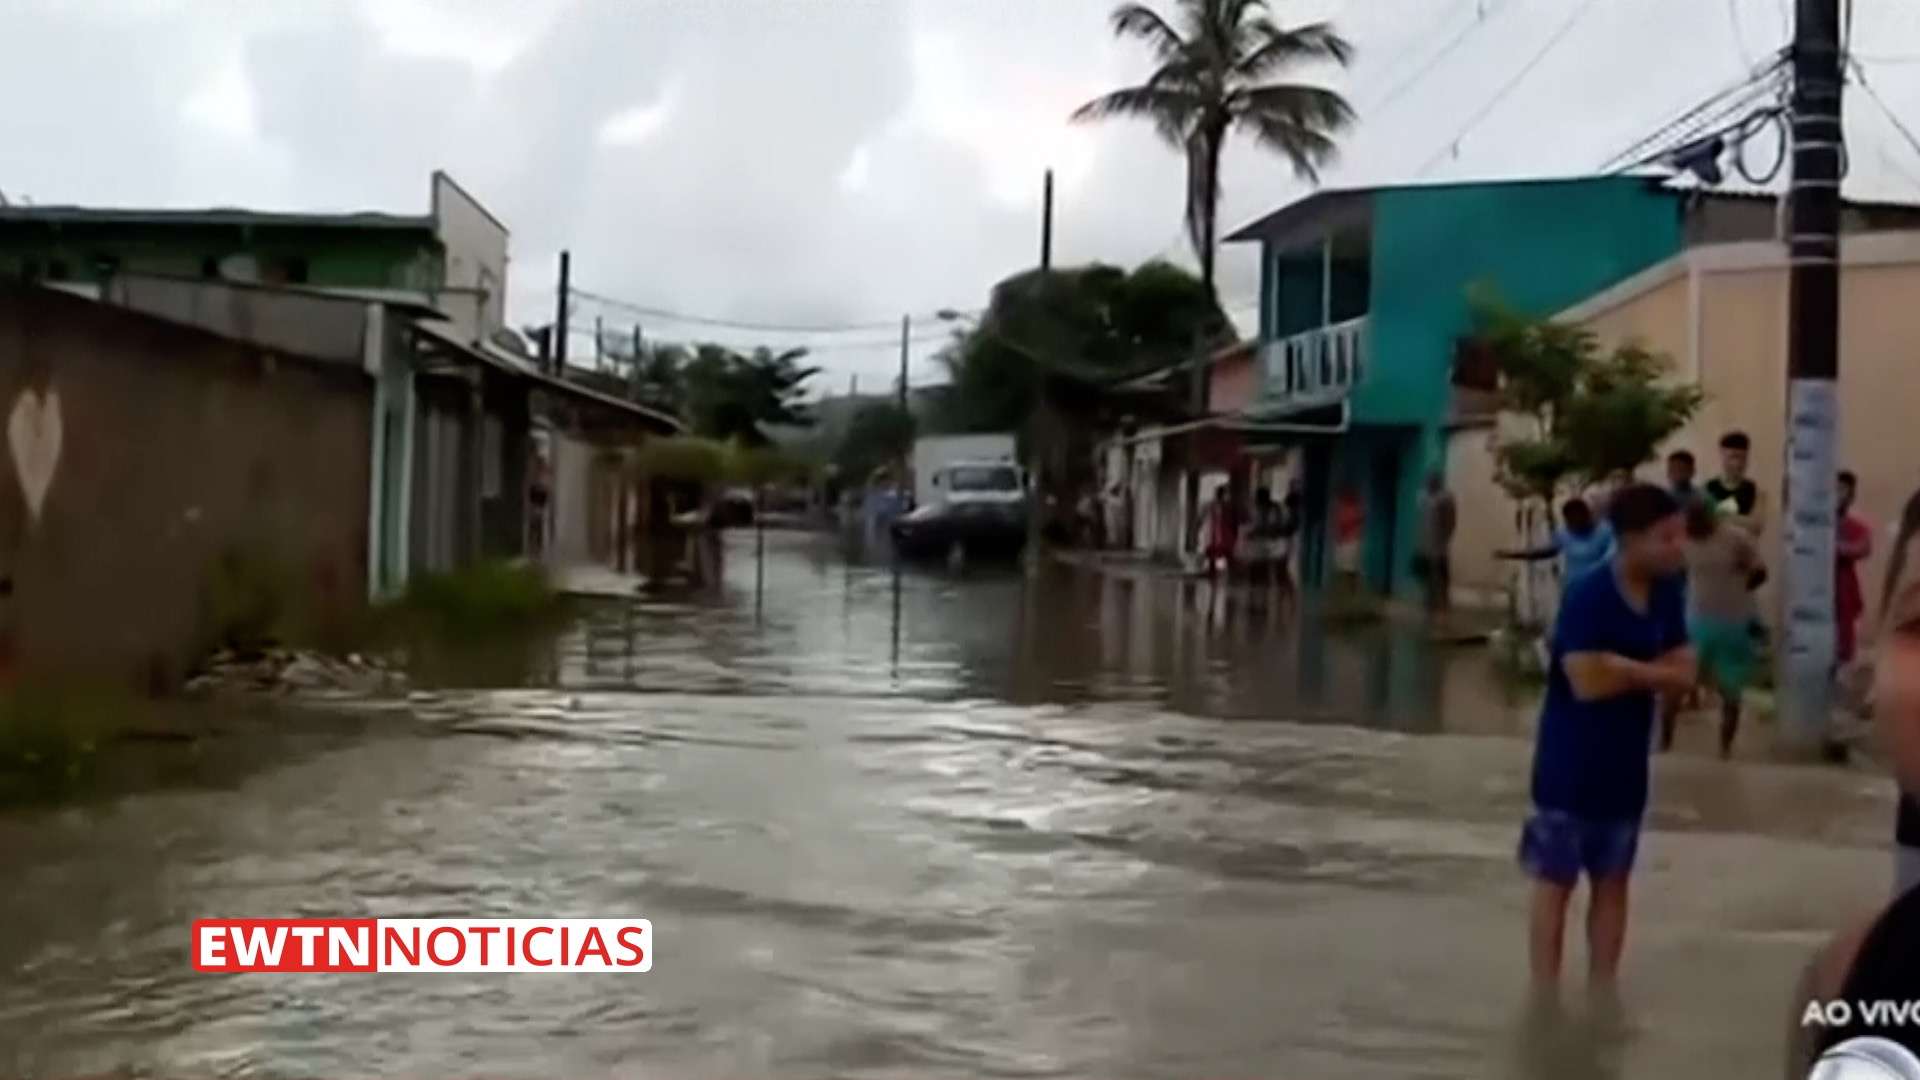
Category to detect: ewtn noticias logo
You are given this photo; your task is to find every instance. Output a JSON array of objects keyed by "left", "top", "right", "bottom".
[{"left": 193, "top": 919, "right": 652, "bottom": 973}]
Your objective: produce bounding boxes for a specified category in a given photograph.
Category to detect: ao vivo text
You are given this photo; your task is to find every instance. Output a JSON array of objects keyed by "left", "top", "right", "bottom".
[
  {"left": 1802, "top": 999, "right": 1920, "bottom": 1027},
  {"left": 193, "top": 919, "right": 652, "bottom": 973}
]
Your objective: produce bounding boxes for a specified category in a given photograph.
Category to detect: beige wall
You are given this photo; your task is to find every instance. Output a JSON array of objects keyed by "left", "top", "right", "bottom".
[
  {"left": 1444, "top": 422, "right": 1509, "bottom": 606},
  {"left": 1453, "top": 236, "right": 1920, "bottom": 629}
]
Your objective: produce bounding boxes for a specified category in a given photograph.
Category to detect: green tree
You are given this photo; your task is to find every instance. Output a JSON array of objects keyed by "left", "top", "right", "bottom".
[
  {"left": 1473, "top": 296, "right": 1704, "bottom": 522},
  {"left": 833, "top": 403, "right": 917, "bottom": 486},
  {"left": 604, "top": 342, "right": 819, "bottom": 446},
  {"left": 935, "top": 260, "right": 1230, "bottom": 434},
  {"left": 682, "top": 345, "right": 819, "bottom": 446},
  {"left": 1072, "top": 0, "right": 1354, "bottom": 293}
]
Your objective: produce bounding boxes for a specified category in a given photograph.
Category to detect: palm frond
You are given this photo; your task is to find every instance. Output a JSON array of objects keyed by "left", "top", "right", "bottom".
[
  {"left": 1071, "top": 85, "right": 1201, "bottom": 145},
  {"left": 1231, "top": 83, "right": 1355, "bottom": 135},
  {"left": 1110, "top": 3, "right": 1189, "bottom": 62},
  {"left": 1236, "top": 19, "right": 1354, "bottom": 78},
  {"left": 1234, "top": 109, "right": 1342, "bottom": 182}
]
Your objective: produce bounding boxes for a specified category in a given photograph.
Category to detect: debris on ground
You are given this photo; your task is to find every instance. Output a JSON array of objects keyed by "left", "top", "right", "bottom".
[{"left": 182, "top": 648, "right": 408, "bottom": 700}]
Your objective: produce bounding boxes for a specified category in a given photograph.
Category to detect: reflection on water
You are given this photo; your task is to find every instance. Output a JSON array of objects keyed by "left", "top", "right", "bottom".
[{"left": 0, "top": 531, "right": 1898, "bottom": 1078}]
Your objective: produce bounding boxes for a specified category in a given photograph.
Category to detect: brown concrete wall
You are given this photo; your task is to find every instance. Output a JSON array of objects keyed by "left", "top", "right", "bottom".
[{"left": 0, "top": 285, "right": 370, "bottom": 687}]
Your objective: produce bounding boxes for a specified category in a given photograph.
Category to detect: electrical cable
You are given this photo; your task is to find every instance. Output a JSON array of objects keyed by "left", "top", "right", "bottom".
[
  {"left": 1416, "top": 0, "right": 1606, "bottom": 176},
  {"left": 1363, "top": 0, "right": 1517, "bottom": 118},
  {"left": 1850, "top": 58, "right": 1920, "bottom": 192},
  {"left": 1597, "top": 50, "right": 1788, "bottom": 172},
  {"left": 571, "top": 286, "right": 963, "bottom": 335}
]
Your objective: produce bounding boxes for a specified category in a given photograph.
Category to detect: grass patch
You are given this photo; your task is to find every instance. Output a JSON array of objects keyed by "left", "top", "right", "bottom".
[
  {"left": 0, "top": 681, "right": 135, "bottom": 806},
  {"left": 380, "top": 561, "right": 569, "bottom": 645}
]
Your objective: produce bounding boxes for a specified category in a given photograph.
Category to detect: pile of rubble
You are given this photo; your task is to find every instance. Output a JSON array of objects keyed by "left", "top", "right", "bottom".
[{"left": 183, "top": 647, "right": 408, "bottom": 700}]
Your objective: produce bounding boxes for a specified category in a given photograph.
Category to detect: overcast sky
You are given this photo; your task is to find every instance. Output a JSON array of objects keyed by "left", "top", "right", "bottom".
[{"left": 9, "top": 0, "right": 1920, "bottom": 393}]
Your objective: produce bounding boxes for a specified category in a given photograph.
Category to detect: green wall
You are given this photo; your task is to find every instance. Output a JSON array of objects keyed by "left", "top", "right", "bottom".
[
  {"left": 0, "top": 223, "right": 443, "bottom": 291},
  {"left": 1357, "top": 177, "right": 1686, "bottom": 428}
]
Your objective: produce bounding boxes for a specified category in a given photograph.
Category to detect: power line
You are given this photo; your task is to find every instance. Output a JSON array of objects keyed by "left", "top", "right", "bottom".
[
  {"left": 1364, "top": 0, "right": 1517, "bottom": 119},
  {"left": 571, "top": 285, "right": 965, "bottom": 335},
  {"left": 1597, "top": 50, "right": 1789, "bottom": 173},
  {"left": 1417, "top": 0, "right": 1606, "bottom": 176},
  {"left": 1850, "top": 58, "right": 1920, "bottom": 192}
]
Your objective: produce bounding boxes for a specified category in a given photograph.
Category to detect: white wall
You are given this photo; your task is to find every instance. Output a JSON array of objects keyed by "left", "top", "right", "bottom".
[
  {"left": 431, "top": 171, "right": 509, "bottom": 344},
  {"left": 547, "top": 430, "right": 596, "bottom": 568}
]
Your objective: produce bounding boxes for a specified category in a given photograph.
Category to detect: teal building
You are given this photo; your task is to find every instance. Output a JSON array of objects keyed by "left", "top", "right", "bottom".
[{"left": 1224, "top": 175, "right": 1778, "bottom": 595}]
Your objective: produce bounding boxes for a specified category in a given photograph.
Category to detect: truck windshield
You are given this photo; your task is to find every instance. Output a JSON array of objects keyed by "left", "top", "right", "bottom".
[{"left": 947, "top": 466, "right": 1020, "bottom": 492}]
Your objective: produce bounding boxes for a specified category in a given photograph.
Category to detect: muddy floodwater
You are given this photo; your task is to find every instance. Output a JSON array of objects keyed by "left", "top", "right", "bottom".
[{"left": 0, "top": 531, "right": 1900, "bottom": 1078}]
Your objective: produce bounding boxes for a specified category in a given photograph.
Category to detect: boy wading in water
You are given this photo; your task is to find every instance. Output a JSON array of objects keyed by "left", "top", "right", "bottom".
[
  {"left": 1679, "top": 498, "right": 1760, "bottom": 758},
  {"left": 1521, "top": 484, "right": 1694, "bottom": 985}
]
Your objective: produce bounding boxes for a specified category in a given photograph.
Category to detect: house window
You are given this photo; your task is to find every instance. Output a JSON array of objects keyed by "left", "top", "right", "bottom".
[{"left": 481, "top": 416, "right": 504, "bottom": 499}]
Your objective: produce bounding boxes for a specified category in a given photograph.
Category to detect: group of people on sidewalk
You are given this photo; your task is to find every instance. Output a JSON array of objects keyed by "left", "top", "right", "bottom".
[
  {"left": 1495, "top": 431, "right": 1920, "bottom": 1071},
  {"left": 1500, "top": 432, "right": 1875, "bottom": 761},
  {"left": 1194, "top": 481, "right": 1304, "bottom": 590}
]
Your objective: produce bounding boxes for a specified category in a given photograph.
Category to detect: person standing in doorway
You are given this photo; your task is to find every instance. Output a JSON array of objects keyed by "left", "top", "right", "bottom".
[
  {"left": 1332, "top": 487, "right": 1365, "bottom": 594},
  {"left": 1276, "top": 481, "right": 1304, "bottom": 594},
  {"left": 1414, "top": 471, "right": 1458, "bottom": 616},
  {"left": 1520, "top": 484, "right": 1693, "bottom": 986},
  {"left": 1200, "top": 484, "right": 1239, "bottom": 581},
  {"left": 1675, "top": 498, "right": 1760, "bottom": 758},
  {"left": 1838, "top": 470, "right": 1874, "bottom": 670}
]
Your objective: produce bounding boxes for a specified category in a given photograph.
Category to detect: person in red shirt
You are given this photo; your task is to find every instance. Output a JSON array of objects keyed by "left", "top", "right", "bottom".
[{"left": 1838, "top": 470, "right": 1874, "bottom": 667}]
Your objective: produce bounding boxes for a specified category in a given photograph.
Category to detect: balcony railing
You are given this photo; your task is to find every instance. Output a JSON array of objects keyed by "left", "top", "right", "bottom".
[{"left": 1257, "top": 315, "right": 1368, "bottom": 411}]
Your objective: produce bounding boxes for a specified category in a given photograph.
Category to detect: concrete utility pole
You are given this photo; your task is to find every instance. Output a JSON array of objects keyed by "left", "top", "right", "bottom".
[
  {"left": 629, "top": 323, "right": 644, "bottom": 399},
  {"left": 897, "top": 314, "right": 911, "bottom": 505},
  {"left": 1780, "top": 0, "right": 1845, "bottom": 746},
  {"left": 553, "top": 250, "right": 572, "bottom": 374},
  {"left": 1028, "top": 169, "right": 1055, "bottom": 571},
  {"left": 1040, "top": 169, "right": 1054, "bottom": 272}
]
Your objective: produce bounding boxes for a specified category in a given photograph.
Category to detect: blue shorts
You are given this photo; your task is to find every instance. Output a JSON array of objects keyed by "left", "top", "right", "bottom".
[{"left": 1517, "top": 808, "right": 1641, "bottom": 885}]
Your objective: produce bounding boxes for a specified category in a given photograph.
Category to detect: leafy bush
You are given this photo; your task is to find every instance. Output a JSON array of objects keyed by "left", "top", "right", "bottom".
[
  {"left": 389, "top": 561, "right": 565, "bottom": 642},
  {"left": 0, "top": 681, "right": 129, "bottom": 805}
]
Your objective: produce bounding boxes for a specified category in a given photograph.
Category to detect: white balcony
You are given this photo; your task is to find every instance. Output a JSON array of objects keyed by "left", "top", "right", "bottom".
[{"left": 1256, "top": 315, "right": 1368, "bottom": 412}]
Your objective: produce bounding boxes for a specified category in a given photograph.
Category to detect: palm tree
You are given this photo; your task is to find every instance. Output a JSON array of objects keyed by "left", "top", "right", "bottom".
[{"left": 1072, "top": 0, "right": 1355, "bottom": 294}]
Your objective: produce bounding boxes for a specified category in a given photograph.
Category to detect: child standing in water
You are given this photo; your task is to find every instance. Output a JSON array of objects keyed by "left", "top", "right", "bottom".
[{"left": 1520, "top": 484, "right": 1694, "bottom": 985}]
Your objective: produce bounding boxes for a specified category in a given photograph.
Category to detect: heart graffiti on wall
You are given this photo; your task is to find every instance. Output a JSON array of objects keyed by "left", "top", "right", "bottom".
[{"left": 7, "top": 387, "right": 62, "bottom": 527}]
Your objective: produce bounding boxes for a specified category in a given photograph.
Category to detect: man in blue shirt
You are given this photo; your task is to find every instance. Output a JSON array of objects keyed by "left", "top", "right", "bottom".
[{"left": 1521, "top": 483, "right": 1695, "bottom": 986}]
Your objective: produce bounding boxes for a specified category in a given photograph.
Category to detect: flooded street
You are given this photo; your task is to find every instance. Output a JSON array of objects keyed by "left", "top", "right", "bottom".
[{"left": 0, "top": 531, "right": 1901, "bottom": 1079}]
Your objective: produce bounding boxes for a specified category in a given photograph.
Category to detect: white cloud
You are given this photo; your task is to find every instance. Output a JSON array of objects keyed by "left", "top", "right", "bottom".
[
  {"left": 180, "top": 58, "right": 257, "bottom": 139},
  {"left": 599, "top": 90, "right": 674, "bottom": 148}
]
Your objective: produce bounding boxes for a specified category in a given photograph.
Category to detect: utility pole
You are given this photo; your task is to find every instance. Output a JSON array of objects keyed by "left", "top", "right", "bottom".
[
  {"left": 897, "top": 314, "right": 911, "bottom": 505},
  {"left": 553, "top": 250, "right": 571, "bottom": 374},
  {"left": 1040, "top": 169, "right": 1054, "bottom": 272},
  {"left": 594, "top": 315, "right": 605, "bottom": 371},
  {"left": 1781, "top": 0, "right": 1845, "bottom": 747},
  {"left": 629, "top": 323, "right": 644, "bottom": 399},
  {"left": 1028, "top": 169, "right": 1055, "bottom": 571}
]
